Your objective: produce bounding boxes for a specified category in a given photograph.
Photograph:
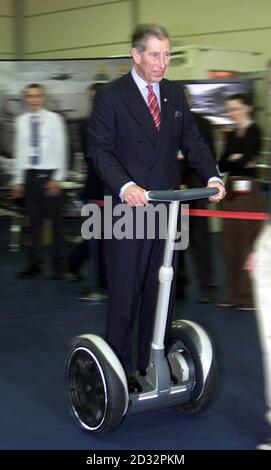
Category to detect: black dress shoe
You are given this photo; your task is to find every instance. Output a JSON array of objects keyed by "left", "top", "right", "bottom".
[
  {"left": 198, "top": 286, "right": 217, "bottom": 303},
  {"left": 198, "top": 292, "right": 213, "bottom": 303},
  {"left": 52, "top": 266, "right": 66, "bottom": 280},
  {"left": 128, "top": 376, "right": 142, "bottom": 394},
  {"left": 65, "top": 268, "right": 83, "bottom": 282},
  {"left": 79, "top": 285, "right": 92, "bottom": 296},
  {"left": 17, "top": 263, "right": 41, "bottom": 278},
  {"left": 78, "top": 290, "right": 108, "bottom": 303}
]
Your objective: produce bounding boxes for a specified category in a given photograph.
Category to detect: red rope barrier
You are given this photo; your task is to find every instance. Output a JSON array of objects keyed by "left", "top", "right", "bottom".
[
  {"left": 189, "top": 209, "right": 269, "bottom": 220},
  {"left": 92, "top": 200, "right": 269, "bottom": 220}
]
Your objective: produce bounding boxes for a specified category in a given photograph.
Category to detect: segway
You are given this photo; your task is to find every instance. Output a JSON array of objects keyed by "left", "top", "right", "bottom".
[{"left": 66, "top": 187, "right": 219, "bottom": 435}]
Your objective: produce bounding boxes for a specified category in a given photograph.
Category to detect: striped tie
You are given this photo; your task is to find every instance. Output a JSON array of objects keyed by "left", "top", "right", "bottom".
[
  {"left": 147, "top": 84, "right": 161, "bottom": 131},
  {"left": 30, "top": 115, "right": 40, "bottom": 165}
]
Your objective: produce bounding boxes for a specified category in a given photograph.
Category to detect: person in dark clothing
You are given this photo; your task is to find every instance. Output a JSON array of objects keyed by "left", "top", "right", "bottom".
[
  {"left": 246, "top": 213, "right": 271, "bottom": 449},
  {"left": 80, "top": 83, "right": 105, "bottom": 203},
  {"left": 177, "top": 88, "right": 218, "bottom": 302},
  {"left": 217, "top": 93, "right": 263, "bottom": 310},
  {"left": 68, "top": 84, "right": 107, "bottom": 300}
]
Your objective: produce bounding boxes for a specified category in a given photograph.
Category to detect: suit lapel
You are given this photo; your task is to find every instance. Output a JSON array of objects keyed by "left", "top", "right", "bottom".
[
  {"left": 120, "top": 73, "right": 158, "bottom": 146},
  {"left": 156, "top": 80, "right": 174, "bottom": 148}
]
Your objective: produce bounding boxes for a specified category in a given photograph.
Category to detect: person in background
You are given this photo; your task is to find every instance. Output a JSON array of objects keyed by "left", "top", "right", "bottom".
[
  {"left": 68, "top": 83, "right": 107, "bottom": 301},
  {"left": 12, "top": 83, "right": 67, "bottom": 279},
  {"left": 89, "top": 24, "right": 225, "bottom": 391},
  {"left": 245, "top": 211, "right": 271, "bottom": 450},
  {"left": 177, "top": 87, "right": 217, "bottom": 303},
  {"left": 217, "top": 93, "right": 262, "bottom": 310}
]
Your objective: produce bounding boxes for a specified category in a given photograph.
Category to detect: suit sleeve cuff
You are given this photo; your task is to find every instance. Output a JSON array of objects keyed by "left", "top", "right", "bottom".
[
  {"left": 207, "top": 176, "right": 224, "bottom": 185},
  {"left": 119, "top": 181, "right": 136, "bottom": 202}
]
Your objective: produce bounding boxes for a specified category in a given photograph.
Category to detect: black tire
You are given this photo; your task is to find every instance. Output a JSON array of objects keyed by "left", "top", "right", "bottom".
[
  {"left": 66, "top": 337, "right": 127, "bottom": 435},
  {"left": 168, "top": 323, "right": 218, "bottom": 415},
  {"left": 177, "top": 355, "right": 217, "bottom": 415}
]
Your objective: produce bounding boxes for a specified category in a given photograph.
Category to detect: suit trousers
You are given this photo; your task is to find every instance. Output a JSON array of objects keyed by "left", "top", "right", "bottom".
[
  {"left": 25, "top": 170, "right": 63, "bottom": 266},
  {"left": 104, "top": 203, "right": 175, "bottom": 375},
  {"left": 105, "top": 236, "right": 165, "bottom": 374}
]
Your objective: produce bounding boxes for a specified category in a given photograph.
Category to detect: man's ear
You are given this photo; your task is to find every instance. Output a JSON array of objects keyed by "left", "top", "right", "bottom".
[{"left": 131, "top": 48, "right": 141, "bottom": 65}]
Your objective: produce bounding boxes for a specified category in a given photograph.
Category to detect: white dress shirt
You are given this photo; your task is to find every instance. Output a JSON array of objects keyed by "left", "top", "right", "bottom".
[
  {"left": 13, "top": 109, "right": 67, "bottom": 184},
  {"left": 131, "top": 67, "right": 161, "bottom": 110}
]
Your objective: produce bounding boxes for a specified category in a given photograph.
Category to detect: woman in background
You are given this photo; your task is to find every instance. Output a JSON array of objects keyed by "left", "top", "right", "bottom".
[{"left": 218, "top": 93, "right": 262, "bottom": 310}]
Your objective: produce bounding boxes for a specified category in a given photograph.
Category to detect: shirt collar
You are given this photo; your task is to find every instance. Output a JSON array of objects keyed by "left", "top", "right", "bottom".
[
  {"left": 131, "top": 67, "right": 159, "bottom": 94},
  {"left": 27, "top": 109, "right": 46, "bottom": 119}
]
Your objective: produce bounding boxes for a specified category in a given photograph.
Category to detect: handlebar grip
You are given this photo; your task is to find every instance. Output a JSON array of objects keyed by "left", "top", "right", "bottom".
[{"left": 145, "top": 187, "right": 219, "bottom": 202}]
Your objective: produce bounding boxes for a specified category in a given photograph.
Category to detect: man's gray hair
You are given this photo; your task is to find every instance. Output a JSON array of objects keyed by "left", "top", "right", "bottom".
[{"left": 131, "top": 24, "right": 170, "bottom": 52}]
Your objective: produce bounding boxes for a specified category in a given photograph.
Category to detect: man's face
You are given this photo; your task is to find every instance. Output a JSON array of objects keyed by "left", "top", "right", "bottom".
[
  {"left": 25, "top": 87, "right": 45, "bottom": 112},
  {"left": 131, "top": 36, "right": 171, "bottom": 83}
]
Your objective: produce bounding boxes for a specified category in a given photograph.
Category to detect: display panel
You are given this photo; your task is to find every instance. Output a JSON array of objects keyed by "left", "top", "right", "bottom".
[{"left": 181, "top": 79, "right": 253, "bottom": 125}]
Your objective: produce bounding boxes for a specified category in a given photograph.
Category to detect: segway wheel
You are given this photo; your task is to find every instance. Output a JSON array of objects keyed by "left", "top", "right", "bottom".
[
  {"left": 168, "top": 320, "right": 218, "bottom": 415},
  {"left": 177, "top": 355, "right": 217, "bottom": 415},
  {"left": 66, "top": 335, "right": 128, "bottom": 435}
]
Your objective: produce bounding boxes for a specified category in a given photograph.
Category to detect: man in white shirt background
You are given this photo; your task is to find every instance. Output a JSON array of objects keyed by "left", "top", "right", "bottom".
[{"left": 12, "top": 83, "right": 67, "bottom": 279}]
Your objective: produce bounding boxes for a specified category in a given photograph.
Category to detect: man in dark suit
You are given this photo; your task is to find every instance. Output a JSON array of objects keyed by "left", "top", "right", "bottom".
[{"left": 89, "top": 24, "right": 225, "bottom": 387}]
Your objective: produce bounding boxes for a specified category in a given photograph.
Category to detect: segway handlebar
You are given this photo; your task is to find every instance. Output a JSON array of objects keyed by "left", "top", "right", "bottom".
[{"left": 145, "top": 187, "right": 219, "bottom": 203}]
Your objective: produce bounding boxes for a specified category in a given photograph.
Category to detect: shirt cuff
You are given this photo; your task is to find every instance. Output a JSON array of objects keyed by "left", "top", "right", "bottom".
[
  {"left": 53, "top": 168, "right": 66, "bottom": 181},
  {"left": 13, "top": 173, "right": 24, "bottom": 185},
  {"left": 119, "top": 181, "right": 136, "bottom": 202},
  {"left": 207, "top": 176, "right": 224, "bottom": 185}
]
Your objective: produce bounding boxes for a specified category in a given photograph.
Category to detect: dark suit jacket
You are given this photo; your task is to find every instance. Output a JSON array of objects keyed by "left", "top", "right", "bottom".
[
  {"left": 181, "top": 113, "right": 216, "bottom": 189},
  {"left": 89, "top": 72, "right": 219, "bottom": 198},
  {"left": 80, "top": 117, "right": 104, "bottom": 202}
]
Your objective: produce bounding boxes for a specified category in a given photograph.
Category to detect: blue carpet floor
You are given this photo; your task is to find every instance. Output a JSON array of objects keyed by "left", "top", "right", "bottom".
[{"left": 0, "top": 223, "right": 269, "bottom": 449}]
